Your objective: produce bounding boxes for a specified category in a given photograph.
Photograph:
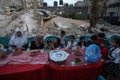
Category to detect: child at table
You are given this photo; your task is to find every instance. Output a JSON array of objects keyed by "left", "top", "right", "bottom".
[
  {"left": 44, "top": 40, "right": 54, "bottom": 50},
  {"left": 85, "top": 35, "right": 101, "bottom": 62},
  {"left": 60, "top": 30, "right": 66, "bottom": 48},
  {"left": 100, "top": 40, "right": 109, "bottom": 59},
  {"left": 53, "top": 37, "right": 61, "bottom": 49},
  {"left": 86, "top": 35, "right": 98, "bottom": 47},
  {"left": 103, "top": 38, "right": 120, "bottom": 80},
  {"left": 97, "top": 33, "right": 105, "bottom": 46},
  {"left": 77, "top": 36, "right": 86, "bottom": 49},
  {"left": 66, "top": 35, "right": 77, "bottom": 51}
]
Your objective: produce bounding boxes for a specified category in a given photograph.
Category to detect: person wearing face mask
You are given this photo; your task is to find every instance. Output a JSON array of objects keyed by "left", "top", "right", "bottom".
[{"left": 9, "top": 28, "right": 28, "bottom": 50}]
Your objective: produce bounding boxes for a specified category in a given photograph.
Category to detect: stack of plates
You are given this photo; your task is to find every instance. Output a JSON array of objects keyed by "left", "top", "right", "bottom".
[{"left": 49, "top": 50, "right": 69, "bottom": 62}]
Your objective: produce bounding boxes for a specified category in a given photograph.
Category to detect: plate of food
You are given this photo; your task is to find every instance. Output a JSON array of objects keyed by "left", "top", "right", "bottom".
[
  {"left": 29, "top": 50, "right": 38, "bottom": 57},
  {"left": 74, "top": 58, "right": 82, "bottom": 64},
  {"left": 50, "top": 50, "right": 69, "bottom": 62},
  {"left": 74, "top": 50, "right": 82, "bottom": 56},
  {"left": 13, "top": 49, "right": 22, "bottom": 55}
]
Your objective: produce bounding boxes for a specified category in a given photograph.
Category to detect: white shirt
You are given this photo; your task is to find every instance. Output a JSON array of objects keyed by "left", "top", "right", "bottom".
[
  {"left": 109, "top": 47, "right": 120, "bottom": 64},
  {"left": 67, "top": 41, "right": 77, "bottom": 50}
]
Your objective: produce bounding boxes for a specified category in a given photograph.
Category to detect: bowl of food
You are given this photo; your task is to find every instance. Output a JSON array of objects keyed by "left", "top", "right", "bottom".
[
  {"left": 74, "top": 50, "right": 82, "bottom": 56},
  {"left": 29, "top": 50, "right": 38, "bottom": 57},
  {"left": 74, "top": 58, "right": 82, "bottom": 64},
  {"left": 13, "top": 49, "right": 22, "bottom": 55}
]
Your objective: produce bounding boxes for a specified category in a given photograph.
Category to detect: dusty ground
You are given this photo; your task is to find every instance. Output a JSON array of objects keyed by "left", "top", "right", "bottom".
[
  {"left": 0, "top": 10, "right": 120, "bottom": 38},
  {"left": 0, "top": 10, "right": 89, "bottom": 37}
]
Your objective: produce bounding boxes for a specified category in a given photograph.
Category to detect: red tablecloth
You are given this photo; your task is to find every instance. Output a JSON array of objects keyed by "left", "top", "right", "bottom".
[
  {"left": 47, "top": 61, "right": 103, "bottom": 80},
  {"left": 0, "top": 64, "right": 45, "bottom": 80},
  {"left": 7, "top": 50, "right": 48, "bottom": 64},
  {"left": 0, "top": 50, "right": 48, "bottom": 80},
  {"left": 0, "top": 49, "right": 104, "bottom": 80}
]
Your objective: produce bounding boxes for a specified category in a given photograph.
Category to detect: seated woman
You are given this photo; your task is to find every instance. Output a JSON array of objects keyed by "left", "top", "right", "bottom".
[
  {"left": 103, "top": 38, "right": 120, "bottom": 80},
  {"left": 85, "top": 35, "right": 101, "bottom": 62},
  {"left": 30, "top": 34, "right": 44, "bottom": 50},
  {"left": 66, "top": 35, "right": 77, "bottom": 51},
  {"left": 77, "top": 36, "right": 87, "bottom": 49},
  {"left": 9, "top": 28, "right": 28, "bottom": 50}
]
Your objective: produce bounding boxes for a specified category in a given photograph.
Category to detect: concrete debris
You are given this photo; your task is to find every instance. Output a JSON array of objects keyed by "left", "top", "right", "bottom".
[{"left": 0, "top": 10, "right": 120, "bottom": 38}]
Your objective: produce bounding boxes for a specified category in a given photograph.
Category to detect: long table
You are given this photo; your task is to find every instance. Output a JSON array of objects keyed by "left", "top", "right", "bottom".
[{"left": 0, "top": 49, "right": 104, "bottom": 80}]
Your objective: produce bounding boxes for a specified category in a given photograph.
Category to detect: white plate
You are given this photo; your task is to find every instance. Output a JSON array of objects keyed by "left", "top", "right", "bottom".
[{"left": 49, "top": 50, "right": 69, "bottom": 62}]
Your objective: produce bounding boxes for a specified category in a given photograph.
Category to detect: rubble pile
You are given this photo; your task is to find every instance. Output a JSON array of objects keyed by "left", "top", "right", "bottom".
[{"left": 0, "top": 10, "right": 120, "bottom": 38}]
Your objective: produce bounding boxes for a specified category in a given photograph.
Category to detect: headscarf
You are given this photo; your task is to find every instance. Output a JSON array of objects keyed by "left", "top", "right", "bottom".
[
  {"left": 34, "top": 34, "right": 44, "bottom": 47},
  {"left": 9, "top": 28, "right": 28, "bottom": 48}
]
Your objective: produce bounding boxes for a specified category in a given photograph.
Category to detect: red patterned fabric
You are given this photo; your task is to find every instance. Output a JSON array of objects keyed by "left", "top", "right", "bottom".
[
  {"left": 0, "top": 64, "right": 45, "bottom": 80},
  {"left": 7, "top": 50, "right": 48, "bottom": 64}
]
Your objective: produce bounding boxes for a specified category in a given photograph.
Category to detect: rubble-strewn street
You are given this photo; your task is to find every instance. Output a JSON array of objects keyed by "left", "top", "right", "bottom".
[
  {"left": 0, "top": 10, "right": 89, "bottom": 37},
  {"left": 0, "top": 10, "right": 120, "bottom": 38}
]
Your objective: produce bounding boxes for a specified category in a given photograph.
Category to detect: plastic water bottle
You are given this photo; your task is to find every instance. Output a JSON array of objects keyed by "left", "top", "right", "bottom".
[
  {"left": 81, "top": 43, "right": 85, "bottom": 49},
  {"left": 84, "top": 56, "right": 88, "bottom": 65},
  {"left": 71, "top": 61, "right": 76, "bottom": 66},
  {"left": 27, "top": 48, "right": 30, "bottom": 51}
]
